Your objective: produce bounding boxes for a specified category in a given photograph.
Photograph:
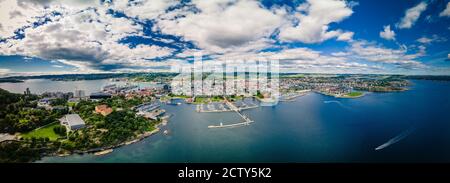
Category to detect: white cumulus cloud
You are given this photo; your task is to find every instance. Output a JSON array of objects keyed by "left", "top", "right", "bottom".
[
  {"left": 157, "top": 0, "right": 284, "bottom": 53},
  {"left": 379, "top": 25, "right": 395, "bottom": 40},
  {"left": 0, "top": 0, "right": 445, "bottom": 75},
  {"left": 0, "top": 1, "right": 175, "bottom": 72},
  {"left": 416, "top": 34, "right": 446, "bottom": 44},
  {"left": 439, "top": 2, "right": 450, "bottom": 17},
  {"left": 278, "top": 0, "right": 354, "bottom": 43},
  {"left": 109, "top": 0, "right": 176, "bottom": 20},
  {"left": 348, "top": 40, "right": 425, "bottom": 69},
  {"left": 397, "top": 2, "right": 427, "bottom": 29}
]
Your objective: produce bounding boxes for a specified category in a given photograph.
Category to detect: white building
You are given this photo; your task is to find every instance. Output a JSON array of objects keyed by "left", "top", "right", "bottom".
[
  {"left": 74, "top": 90, "right": 86, "bottom": 98},
  {"left": 59, "top": 114, "right": 86, "bottom": 131}
]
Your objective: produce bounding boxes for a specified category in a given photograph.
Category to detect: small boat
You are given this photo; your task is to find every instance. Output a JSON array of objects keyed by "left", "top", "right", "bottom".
[
  {"left": 163, "top": 130, "right": 169, "bottom": 135},
  {"left": 166, "top": 101, "right": 181, "bottom": 105}
]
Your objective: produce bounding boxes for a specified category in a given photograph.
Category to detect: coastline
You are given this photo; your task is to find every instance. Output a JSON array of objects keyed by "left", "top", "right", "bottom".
[
  {"left": 0, "top": 75, "right": 424, "bottom": 163},
  {"left": 24, "top": 80, "right": 450, "bottom": 163},
  {"left": 280, "top": 90, "right": 311, "bottom": 101},
  {"left": 340, "top": 92, "right": 366, "bottom": 98},
  {"left": 315, "top": 91, "right": 365, "bottom": 99},
  {"left": 50, "top": 120, "right": 166, "bottom": 159}
]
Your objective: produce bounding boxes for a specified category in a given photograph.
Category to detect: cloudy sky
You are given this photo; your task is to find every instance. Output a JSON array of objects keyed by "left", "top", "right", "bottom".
[{"left": 0, "top": 0, "right": 449, "bottom": 76}]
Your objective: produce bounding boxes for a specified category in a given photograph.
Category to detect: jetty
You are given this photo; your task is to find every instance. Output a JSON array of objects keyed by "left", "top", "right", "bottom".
[
  {"left": 208, "top": 120, "right": 254, "bottom": 128},
  {"left": 207, "top": 98, "right": 254, "bottom": 129}
]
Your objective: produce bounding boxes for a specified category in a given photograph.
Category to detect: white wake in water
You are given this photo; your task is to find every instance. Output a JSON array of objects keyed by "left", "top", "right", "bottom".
[
  {"left": 323, "top": 100, "right": 351, "bottom": 110},
  {"left": 323, "top": 100, "right": 339, "bottom": 104},
  {"left": 375, "top": 126, "right": 417, "bottom": 151}
]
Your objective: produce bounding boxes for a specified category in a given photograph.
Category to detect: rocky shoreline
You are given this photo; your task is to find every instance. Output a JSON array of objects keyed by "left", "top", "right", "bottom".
[{"left": 52, "top": 119, "right": 168, "bottom": 158}]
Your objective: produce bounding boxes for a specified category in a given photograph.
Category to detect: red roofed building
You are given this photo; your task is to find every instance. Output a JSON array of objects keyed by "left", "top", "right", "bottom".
[{"left": 95, "top": 104, "right": 113, "bottom": 116}]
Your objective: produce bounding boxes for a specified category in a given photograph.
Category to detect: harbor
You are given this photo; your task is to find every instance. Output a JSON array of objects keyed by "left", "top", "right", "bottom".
[
  {"left": 36, "top": 80, "right": 450, "bottom": 163},
  {"left": 207, "top": 98, "right": 255, "bottom": 129},
  {"left": 197, "top": 98, "right": 259, "bottom": 113}
]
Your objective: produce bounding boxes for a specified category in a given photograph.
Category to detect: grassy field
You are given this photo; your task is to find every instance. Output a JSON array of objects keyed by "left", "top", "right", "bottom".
[
  {"left": 193, "top": 97, "right": 208, "bottom": 104},
  {"left": 210, "top": 96, "right": 224, "bottom": 102},
  {"left": 21, "top": 122, "right": 61, "bottom": 141},
  {"left": 68, "top": 102, "right": 77, "bottom": 107},
  {"left": 170, "top": 95, "right": 190, "bottom": 99},
  {"left": 345, "top": 91, "right": 364, "bottom": 97}
]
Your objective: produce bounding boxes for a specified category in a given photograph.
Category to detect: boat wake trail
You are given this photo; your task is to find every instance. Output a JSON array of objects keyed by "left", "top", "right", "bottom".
[
  {"left": 323, "top": 100, "right": 351, "bottom": 110},
  {"left": 375, "top": 126, "right": 417, "bottom": 151}
]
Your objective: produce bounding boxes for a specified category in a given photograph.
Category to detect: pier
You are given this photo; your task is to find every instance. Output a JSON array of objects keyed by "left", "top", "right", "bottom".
[
  {"left": 207, "top": 98, "right": 254, "bottom": 129},
  {"left": 208, "top": 120, "right": 254, "bottom": 128}
]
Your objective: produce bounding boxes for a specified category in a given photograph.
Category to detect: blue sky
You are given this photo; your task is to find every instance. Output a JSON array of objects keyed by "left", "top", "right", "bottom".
[{"left": 0, "top": 0, "right": 449, "bottom": 76}]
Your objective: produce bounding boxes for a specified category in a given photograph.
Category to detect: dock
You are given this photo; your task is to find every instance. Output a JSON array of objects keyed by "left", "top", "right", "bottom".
[
  {"left": 208, "top": 120, "right": 254, "bottom": 128},
  {"left": 199, "top": 103, "right": 231, "bottom": 112},
  {"left": 207, "top": 98, "right": 254, "bottom": 129}
]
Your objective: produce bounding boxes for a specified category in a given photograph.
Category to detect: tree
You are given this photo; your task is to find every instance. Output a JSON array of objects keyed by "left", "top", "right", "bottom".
[
  {"left": 50, "top": 98, "right": 67, "bottom": 106},
  {"left": 53, "top": 125, "right": 67, "bottom": 136},
  {"left": 256, "top": 90, "right": 264, "bottom": 99}
]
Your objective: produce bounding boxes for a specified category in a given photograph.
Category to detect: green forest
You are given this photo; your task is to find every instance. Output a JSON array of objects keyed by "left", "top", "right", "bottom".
[{"left": 0, "top": 89, "right": 160, "bottom": 162}]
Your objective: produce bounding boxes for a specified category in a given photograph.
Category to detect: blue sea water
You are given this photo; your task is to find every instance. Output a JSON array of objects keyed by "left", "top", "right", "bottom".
[{"left": 35, "top": 80, "right": 450, "bottom": 162}]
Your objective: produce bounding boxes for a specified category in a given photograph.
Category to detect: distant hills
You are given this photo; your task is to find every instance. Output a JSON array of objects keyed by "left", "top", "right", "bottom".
[{"left": 1, "top": 72, "right": 450, "bottom": 82}]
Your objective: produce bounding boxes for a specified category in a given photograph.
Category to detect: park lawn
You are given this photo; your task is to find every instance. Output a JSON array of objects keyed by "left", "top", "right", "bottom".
[
  {"left": 171, "top": 95, "right": 189, "bottom": 99},
  {"left": 21, "top": 122, "right": 61, "bottom": 141},
  {"left": 345, "top": 91, "right": 364, "bottom": 97},
  {"left": 211, "top": 96, "right": 224, "bottom": 102},
  {"left": 68, "top": 102, "right": 77, "bottom": 107},
  {"left": 193, "top": 97, "right": 208, "bottom": 104}
]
